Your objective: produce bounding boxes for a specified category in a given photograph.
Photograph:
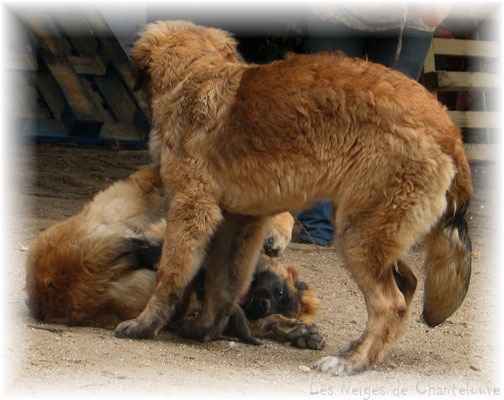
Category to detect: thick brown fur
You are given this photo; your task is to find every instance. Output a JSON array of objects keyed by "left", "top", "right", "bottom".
[
  {"left": 121, "top": 20, "right": 473, "bottom": 375},
  {"left": 26, "top": 165, "right": 164, "bottom": 328},
  {"left": 26, "top": 166, "right": 319, "bottom": 347}
]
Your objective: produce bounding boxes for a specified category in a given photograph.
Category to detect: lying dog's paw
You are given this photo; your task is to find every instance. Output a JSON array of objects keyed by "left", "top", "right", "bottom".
[
  {"left": 226, "top": 305, "right": 262, "bottom": 346},
  {"left": 285, "top": 323, "right": 325, "bottom": 350},
  {"left": 115, "top": 318, "right": 155, "bottom": 339},
  {"left": 263, "top": 212, "right": 294, "bottom": 257},
  {"left": 263, "top": 236, "right": 282, "bottom": 257}
]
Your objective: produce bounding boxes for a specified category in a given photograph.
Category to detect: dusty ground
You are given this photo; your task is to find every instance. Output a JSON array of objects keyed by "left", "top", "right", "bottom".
[{"left": 2, "top": 143, "right": 502, "bottom": 398}]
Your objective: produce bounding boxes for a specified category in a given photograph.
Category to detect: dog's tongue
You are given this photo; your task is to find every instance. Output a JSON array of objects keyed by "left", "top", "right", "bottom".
[{"left": 238, "top": 288, "right": 252, "bottom": 307}]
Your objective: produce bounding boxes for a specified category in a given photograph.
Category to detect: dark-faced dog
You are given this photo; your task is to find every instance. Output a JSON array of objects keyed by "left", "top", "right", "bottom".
[{"left": 26, "top": 165, "right": 323, "bottom": 349}]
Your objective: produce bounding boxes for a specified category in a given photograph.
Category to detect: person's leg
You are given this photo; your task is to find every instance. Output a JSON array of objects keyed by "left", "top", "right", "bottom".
[
  {"left": 367, "top": 28, "right": 434, "bottom": 80},
  {"left": 308, "top": 13, "right": 367, "bottom": 57},
  {"left": 297, "top": 202, "right": 334, "bottom": 246}
]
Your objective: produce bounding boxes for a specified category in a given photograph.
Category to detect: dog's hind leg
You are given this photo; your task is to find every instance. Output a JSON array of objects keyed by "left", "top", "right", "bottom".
[
  {"left": 176, "top": 214, "right": 269, "bottom": 343},
  {"left": 114, "top": 190, "right": 223, "bottom": 339},
  {"left": 313, "top": 225, "right": 412, "bottom": 376},
  {"left": 314, "top": 178, "right": 448, "bottom": 374},
  {"left": 335, "top": 258, "right": 418, "bottom": 359}
]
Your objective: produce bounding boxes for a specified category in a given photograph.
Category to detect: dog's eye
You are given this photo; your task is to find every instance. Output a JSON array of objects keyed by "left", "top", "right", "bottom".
[{"left": 275, "top": 287, "right": 285, "bottom": 299}]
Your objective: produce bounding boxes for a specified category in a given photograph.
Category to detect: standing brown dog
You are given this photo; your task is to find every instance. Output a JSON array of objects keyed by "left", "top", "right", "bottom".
[{"left": 116, "top": 21, "right": 473, "bottom": 375}]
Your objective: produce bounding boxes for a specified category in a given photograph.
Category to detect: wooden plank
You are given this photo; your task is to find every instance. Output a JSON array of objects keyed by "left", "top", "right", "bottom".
[
  {"left": 449, "top": 111, "right": 500, "bottom": 129},
  {"left": 101, "top": 122, "right": 144, "bottom": 141},
  {"left": 44, "top": 55, "right": 103, "bottom": 136},
  {"left": 94, "top": 76, "right": 137, "bottom": 123},
  {"left": 21, "top": 118, "right": 67, "bottom": 137},
  {"left": 109, "top": 61, "right": 151, "bottom": 120},
  {"left": 431, "top": 38, "right": 498, "bottom": 58},
  {"left": 424, "top": 42, "right": 436, "bottom": 73},
  {"left": 83, "top": 9, "right": 150, "bottom": 117},
  {"left": 68, "top": 55, "right": 106, "bottom": 76},
  {"left": 53, "top": 14, "right": 97, "bottom": 56},
  {"left": 423, "top": 71, "right": 499, "bottom": 91},
  {"left": 19, "top": 13, "right": 71, "bottom": 56},
  {"left": 17, "top": 7, "right": 148, "bottom": 142},
  {"left": 80, "top": 78, "right": 115, "bottom": 123},
  {"left": 36, "top": 72, "right": 65, "bottom": 119},
  {"left": 45, "top": 59, "right": 98, "bottom": 118},
  {"left": 66, "top": 36, "right": 97, "bottom": 57},
  {"left": 464, "top": 143, "right": 497, "bottom": 162},
  {"left": 10, "top": 75, "right": 47, "bottom": 119}
]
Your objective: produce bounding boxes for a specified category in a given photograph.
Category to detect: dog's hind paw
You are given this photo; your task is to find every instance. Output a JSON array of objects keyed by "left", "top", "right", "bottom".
[
  {"left": 312, "top": 355, "right": 367, "bottom": 376},
  {"left": 115, "top": 318, "right": 155, "bottom": 339}
]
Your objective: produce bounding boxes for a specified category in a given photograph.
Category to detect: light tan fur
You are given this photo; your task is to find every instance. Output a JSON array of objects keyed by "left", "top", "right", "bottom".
[
  {"left": 119, "top": 20, "right": 473, "bottom": 375},
  {"left": 26, "top": 166, "right": 318, "bottom": 346},
  {"left": 26, "top": 165, "right": 164, "bottom": 328}
]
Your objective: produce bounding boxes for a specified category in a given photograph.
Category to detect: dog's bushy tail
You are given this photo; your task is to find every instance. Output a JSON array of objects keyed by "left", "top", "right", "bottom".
[{"left": 422, "top": 133, "right": 473, "bottom": 327}]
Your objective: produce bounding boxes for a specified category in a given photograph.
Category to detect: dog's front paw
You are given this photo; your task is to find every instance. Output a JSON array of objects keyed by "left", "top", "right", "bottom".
[
  {"left": 312, "top": 355, "right": 367, "bottom": 376},
  {"left": 115, "top": 318, "right": 155, "bottom": 339},
  {"left": 286, "top": 324, "right": 325, "bottom": 350}
]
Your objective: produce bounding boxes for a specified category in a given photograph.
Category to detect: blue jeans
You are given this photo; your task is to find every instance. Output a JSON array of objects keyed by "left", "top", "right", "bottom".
[
  {"left": 298, "top": 15, "right": 433, "bottom": 245},
  {"left": 298, "top": 202, "right": 334, "bottom": 246}
]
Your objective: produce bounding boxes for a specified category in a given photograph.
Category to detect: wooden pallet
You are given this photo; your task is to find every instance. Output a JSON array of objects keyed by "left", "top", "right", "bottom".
[
  {"left": 423, "top": 29, "right": 499, "bottom": 162},
  {"left": 9, "top": 7, "right": 150, "bottom": 145}
]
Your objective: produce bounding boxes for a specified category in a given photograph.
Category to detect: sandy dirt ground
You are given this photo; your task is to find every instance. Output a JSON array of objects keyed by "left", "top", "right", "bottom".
[{"left": 2, "top": 143, "right": 502, "bottom": 399}]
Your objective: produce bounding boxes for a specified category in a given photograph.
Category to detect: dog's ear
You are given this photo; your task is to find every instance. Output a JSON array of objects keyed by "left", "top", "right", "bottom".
[
  {"left": 295, "top": 277, "right": 319, "bottom": 324},
  {"left": 298, "top": 289, "right": 320, "bottom": 325}
]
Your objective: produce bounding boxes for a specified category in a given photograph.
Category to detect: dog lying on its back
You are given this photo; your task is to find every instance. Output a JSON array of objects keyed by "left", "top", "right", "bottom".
[
  {"left": 25, "top": 165, "right": 323, "bottom": 349},
  {"left": 117, "top": 21, "right": 473, "bottom": 376}
]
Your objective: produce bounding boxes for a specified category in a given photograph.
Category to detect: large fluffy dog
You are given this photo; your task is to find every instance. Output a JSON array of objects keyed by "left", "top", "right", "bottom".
[
  {"left": 116, "top": 21, "right": 473, "bottom": 375},
  {"left": 26, "top": 165, "right": 323, "bottom": 348}
]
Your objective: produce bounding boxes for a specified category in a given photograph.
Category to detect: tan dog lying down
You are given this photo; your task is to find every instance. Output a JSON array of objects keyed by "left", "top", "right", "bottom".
[
  {"left": 115, "top": 21, "right": 473, "bottom": 376},
  {"left": 26, "top": 165, "right": 323, "bottom": 349}
]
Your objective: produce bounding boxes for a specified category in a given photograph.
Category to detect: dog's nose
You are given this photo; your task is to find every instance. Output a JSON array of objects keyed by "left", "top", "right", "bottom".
[{"left": 259, "top": 299, "right": 270, "bottom": 312}]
